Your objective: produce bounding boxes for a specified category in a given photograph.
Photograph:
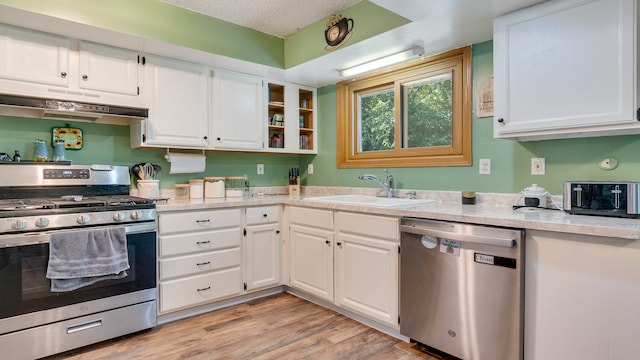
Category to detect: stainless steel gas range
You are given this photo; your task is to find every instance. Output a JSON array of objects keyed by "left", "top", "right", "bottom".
[{"left": 0, "top": 164, "right": 157, "bottom": 360}]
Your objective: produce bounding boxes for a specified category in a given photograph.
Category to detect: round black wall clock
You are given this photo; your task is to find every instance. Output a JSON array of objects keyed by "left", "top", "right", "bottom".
[{"left": 325, "top": 14, "right": 354, "bottom": 50}]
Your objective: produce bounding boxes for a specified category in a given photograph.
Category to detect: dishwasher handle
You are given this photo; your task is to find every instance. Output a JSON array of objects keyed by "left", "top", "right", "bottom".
[{"left": 400, "top": 224, "right": 516, "bottom": 248}]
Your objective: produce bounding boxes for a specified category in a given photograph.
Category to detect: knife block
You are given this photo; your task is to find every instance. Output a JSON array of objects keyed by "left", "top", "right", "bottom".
[{"left": 289, "top": 179, "right": 300, "bottom": 198}]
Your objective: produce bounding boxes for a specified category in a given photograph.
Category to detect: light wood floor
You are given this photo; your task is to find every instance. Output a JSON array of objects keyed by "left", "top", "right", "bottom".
[{"left": 46, "top": 292, "right": 439, "bottom": 360}]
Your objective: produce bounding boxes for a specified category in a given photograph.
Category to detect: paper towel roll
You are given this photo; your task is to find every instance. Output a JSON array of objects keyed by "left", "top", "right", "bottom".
[{"left": 165, "top": 153, "right": 206, "bottom": 174}]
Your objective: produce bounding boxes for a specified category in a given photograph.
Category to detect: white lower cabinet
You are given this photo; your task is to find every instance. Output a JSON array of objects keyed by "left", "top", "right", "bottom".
[
  {"left": 334, "top": 212, "right": 399, "bottom": 328},
  {"left": 289, "top": 207, "right": 334, "bottom": 302},
  {"left": 525, "top": 230, "right": 640, "bottom": 360},
  {"left": 244, "top": 206, "right": 281, "bottom": 291},
  {"left": 287, "top": 206, "right": 400, "bottom": 328},
  {"left": 158, "top": 208, "right": 243, "bottom": 314}
]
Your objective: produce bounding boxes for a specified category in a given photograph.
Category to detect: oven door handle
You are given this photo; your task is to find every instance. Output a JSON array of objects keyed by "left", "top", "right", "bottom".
[
  {"left": 0, "top": 221, "right": 156, "bottom": 247},
  {"left": 67, "top": 319, "right": 103, "bottom": 334}
]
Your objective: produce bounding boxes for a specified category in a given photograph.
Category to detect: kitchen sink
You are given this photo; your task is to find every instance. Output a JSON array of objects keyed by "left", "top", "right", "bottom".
[{"left": 303, "top": 195, "right": 437, "bottom": 208}]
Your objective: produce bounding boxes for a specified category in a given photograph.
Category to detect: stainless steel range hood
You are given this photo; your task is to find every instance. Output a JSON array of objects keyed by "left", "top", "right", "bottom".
[{"left": 0, "top": 94, "right": 148, "bottom": 125}]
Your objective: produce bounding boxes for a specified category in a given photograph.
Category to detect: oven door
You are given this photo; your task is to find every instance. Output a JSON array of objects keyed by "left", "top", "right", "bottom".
[{"left": 0, "top": 222, "right": 157, "bottom": 335}]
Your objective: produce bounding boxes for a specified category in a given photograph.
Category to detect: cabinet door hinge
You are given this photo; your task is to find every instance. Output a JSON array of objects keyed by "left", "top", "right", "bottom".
[
  {"left": 142, "top": 134, "right": 146, "bottom": 143},
  {"left": 243, "top": 228, "right": 247, "bottom": 236},
  {"left": 636, "top": 108, "right": 640, "bottom": 121},
  {"left": 137, "top": 86, "right": 140, "bottom": 96},
  {"left": 398, "top": 316, "right": 400, "bottom": 324},
  {"left": 243, "top": 282, "right": 247, "bottom": 291},
  {"left": 398, "top": 246, "right": 401, "bottom": 254}
]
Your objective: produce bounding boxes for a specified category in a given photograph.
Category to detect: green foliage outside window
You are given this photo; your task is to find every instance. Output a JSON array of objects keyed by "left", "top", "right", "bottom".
[
  {"left": 359, "top": 89, "right": 395, "bottom": 151},
  {"left": 405, "top": 75, "right": 453, "bottom": 148}
]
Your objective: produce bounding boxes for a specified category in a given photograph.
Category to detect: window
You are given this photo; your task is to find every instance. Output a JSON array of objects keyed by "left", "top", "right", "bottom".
[{"left": 337, "top": 46, "right": 472, "bottom": 168}]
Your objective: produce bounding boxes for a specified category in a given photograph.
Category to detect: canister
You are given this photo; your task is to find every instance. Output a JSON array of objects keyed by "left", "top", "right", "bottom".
[
  {"left": 34, "top": 139, "right": 48, "bottom": 162},
  {"left": 53, "top": 140, "right": 66, "bottom": 161},
  {"left": 189, "top": 179, "right": 204, "bottom": 199},
  {"left": 204, "top": 176, "right": 225, "bottom": 198},
  {"left": 174, "top": 184, "right": 190, "bottom": 200},
  {"left": 225, "top": 176, "right": 245, "bottom": 197}
]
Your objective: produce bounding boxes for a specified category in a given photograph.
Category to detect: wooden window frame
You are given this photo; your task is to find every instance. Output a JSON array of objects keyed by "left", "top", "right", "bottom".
[{"left": 336, "top": 46, "right": 472, "bottom": 168}]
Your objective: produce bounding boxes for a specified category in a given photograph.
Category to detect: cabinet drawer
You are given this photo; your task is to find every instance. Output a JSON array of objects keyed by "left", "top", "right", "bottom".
[
  {"left": 159, "top": 208, "right": 242, "bottom": 234},
  {"left": 159, "top": 227, "right": 241, "bottom": 257},
  {"left": 246, "top": 205, "right": 280, "bottom": 225},
  {"left": 159, "top": 247, "right": 241, "bottom": 280},
  {"left": 336, "top": 212, "right": 399, "bottom": 241},
  {"left": 289, "top": 206, "right": 333, "bottom": 230},
  {"left": 159, "top": 267, "right": 242, "bottom": 313}
]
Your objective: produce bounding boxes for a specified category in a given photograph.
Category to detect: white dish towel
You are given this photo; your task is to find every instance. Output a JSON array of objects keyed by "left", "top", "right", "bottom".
[{"left": 46, "top": 227, "right": 130, "bottom": 292}]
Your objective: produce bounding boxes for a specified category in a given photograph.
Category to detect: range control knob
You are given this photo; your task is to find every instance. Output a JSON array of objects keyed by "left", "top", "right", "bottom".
[
  {"left": 35, "top": 217, "right": 51, "bottom": 227},
  {"left": 12, "top": 219, "right": 27, "bottom": 230},
  {"left": 77, "top": 214, "right": 91, "bottom": 225},
  {"left": 113, "top": 212, "right": 126, "bottom": 221},
  {"left": 130, "top": 211, "right": 140, "bottom": 220}
]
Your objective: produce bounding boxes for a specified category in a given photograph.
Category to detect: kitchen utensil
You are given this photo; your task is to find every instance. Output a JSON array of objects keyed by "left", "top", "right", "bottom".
[
  {"left": 143, "top": 163, "right": 154, "bottom": 180},
  {"left": 131, "top": 163, "right": 161, "bottom": 181}
]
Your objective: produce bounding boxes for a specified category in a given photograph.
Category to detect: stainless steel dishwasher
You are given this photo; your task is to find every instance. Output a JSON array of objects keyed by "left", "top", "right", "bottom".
[{"left": 400, "top": 218, "right": 524, "bottom": 360}]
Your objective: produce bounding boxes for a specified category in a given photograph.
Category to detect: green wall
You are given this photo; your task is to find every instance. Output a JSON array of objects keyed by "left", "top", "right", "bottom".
[{"left": 305, "top": 40, "right": 640, "bottom": 195}]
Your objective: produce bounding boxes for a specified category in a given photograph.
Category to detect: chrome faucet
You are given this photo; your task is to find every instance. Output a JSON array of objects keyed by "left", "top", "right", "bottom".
[{"left": 358, "top": 169, "right": 394, "bottom": 198}]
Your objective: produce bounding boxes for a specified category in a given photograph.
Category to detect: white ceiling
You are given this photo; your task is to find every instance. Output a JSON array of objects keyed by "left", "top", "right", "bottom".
[
  {"left": 159, "top": 0, "right": 547, "bottom": 86},
  {"left": 159, "top": 0, "right": 362, "bottom": 38}
]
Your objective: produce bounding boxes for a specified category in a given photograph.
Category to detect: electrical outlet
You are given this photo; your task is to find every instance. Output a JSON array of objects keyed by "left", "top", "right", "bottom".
[
  {"left": 257, "top": 163, "right": 264, "bottom": 175},
  {"left": 308, "top": 163, "right": 314, "bottom": 175},
  {"left": 479, "top": 158, "right": 491, "bottom": 174},
  {"left": 531, "top": 158, "right": 545, "bottom": 175}
]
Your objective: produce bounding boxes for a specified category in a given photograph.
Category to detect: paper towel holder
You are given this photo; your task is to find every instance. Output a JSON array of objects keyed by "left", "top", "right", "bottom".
[{"left": 164, "top": 148, "right": 205, "bottom": 161}]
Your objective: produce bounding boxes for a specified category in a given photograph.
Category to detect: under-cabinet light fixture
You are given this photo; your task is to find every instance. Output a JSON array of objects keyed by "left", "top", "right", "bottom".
[{"left": 339, "top": 46, "right": 425, "bottom": 77}]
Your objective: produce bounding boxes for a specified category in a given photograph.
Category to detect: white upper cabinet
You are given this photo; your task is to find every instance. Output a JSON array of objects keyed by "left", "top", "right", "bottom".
[
  {"left": 134, "top": 55, "right": 209, "bottom": 148},
  {"left": 0, "top": 24, "right": 143, "bottom": 107},
  {"left": 78, "top": 41, "right": 139, "bottom": 97},
  {"left": 494, "top": 0, "right": 639, "bottom": 140},
  {"left": 210, "top": 70, "right": 263, "bottom": 150},
  {"left": 0, "top": 25, "right": 70, "bottom": 87}
]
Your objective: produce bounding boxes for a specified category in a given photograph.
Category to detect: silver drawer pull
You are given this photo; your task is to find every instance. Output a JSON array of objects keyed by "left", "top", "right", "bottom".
[
  {"left": 196, "top": 261, "right": 211, "bottom": 266},
  {"left": 67, "top": 319, "right": 102, "bottom": 334},
  {"left": 197, "top": 286, "right": 211, "bottom": 292},
  {"left": 196, "top": 219, "right": 211, "bottom": 223},
  {"left": 196, "top": 241, "right": 211, "bottom": 245}
]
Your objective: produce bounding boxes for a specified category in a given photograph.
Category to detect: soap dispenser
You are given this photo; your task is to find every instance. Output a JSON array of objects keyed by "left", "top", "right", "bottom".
[{"left": 12, "top": 150, "right": 21, "bottom": 162}]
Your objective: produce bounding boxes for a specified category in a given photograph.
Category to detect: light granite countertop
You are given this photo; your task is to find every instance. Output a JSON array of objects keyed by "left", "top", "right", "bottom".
[{"left": 155, "top": 186, "right": 640, "bottom": 240}]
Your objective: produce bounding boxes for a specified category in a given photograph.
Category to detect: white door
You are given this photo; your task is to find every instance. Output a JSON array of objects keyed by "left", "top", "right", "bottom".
[
  {"left": 0, "top": 25, "right": 70, "bottom": 87},
  {"left": 246, "top": 223, "right": 281, "bottom": 291},
  {"left": 494, "top": 0, "right": 636, "bottom": 138},
  {"left": 335, "top": 232, "right": 398, "bottom": 327},
  {"left": 78, "top": 41, "right": 139, "bottom": 96},
  {"left": 144, "top": 56, "right": 209, "bottom": 148},
  {"left": 211, "top": 70, "right": 263, "bottom": 150},
  {"left": 289, "top": 224, "right": 333, "bottom": 302}
]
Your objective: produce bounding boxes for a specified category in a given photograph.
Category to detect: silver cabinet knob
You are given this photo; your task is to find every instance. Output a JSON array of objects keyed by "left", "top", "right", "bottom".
[
  {"left": 77, "top": 214, "right": 91, "bottom": 224},
  {"left": 12, "top": 219, "right": 27, "bottom": 230},
  {"left": 35, "top": 217, "right": 51, "bottom": 227}
]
